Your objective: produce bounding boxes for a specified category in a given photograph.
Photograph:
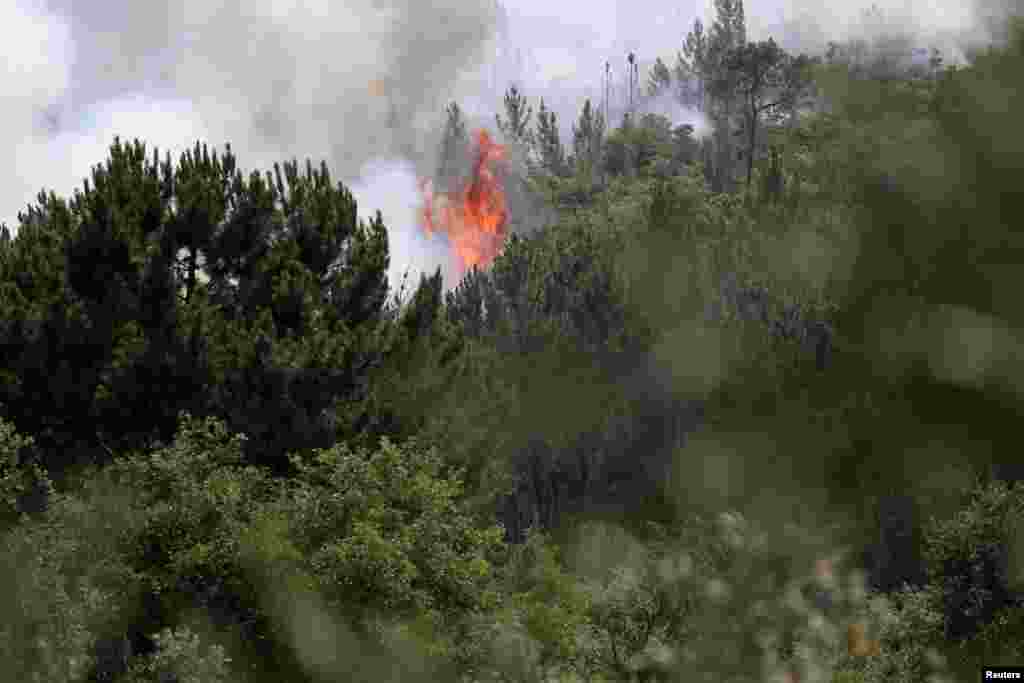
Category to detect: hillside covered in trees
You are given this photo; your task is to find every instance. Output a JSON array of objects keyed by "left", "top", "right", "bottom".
[{"left": 2, "top": 3, "right": 1024, "bottom": 682}]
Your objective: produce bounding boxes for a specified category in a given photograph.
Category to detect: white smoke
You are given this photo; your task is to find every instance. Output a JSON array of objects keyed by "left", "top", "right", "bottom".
[
  {"left": 636, "top": 89, "right": 714, "bottom": 140},
  {"left": 346, "top": 157, "right": 456, "bottom": 296}
]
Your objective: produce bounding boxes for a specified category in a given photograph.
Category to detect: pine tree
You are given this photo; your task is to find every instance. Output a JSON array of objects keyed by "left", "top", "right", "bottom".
[
  {"left": 571, "top": 99, "right": 604, "bottom": 185},
  {"left": 0, "top": 136, "right": 393, "bottom": 479},
  {"left": 164, "top": 141, "right": 236, "bottom": 307},
  {"left": 671, "top": 123, "right": 700, "bottom": 171},
  {"left": 0, "top": 189, "right": 111, "bottom": 478},
  {"left": 602, "top": 113, "right": 631, "bottom": 178},
  {"left": 445, "top": 266, "right": 483, "bottom": 339},
  {"left": 714, "top": 0, "right": 746, "bottom": 51},
  {"left": 533, "top": 98, "right": 567, "bottom": 177},
  {"left": 647, "top": 57, "right": 673, "bottom": 97},
  {"left": 677, "top": 0, "right": 748, "bottom": 192},
  {"left": 676, "top": 18, "right": 709, "bottom": 111},
  {"left": 719, "top": 39, "right": 816, "bottom": 187},
  {"left": 495, "top": 85, "right": 534, "bottom": 147},
  {"left": 710, "top": 0, "right": 747, "bottom": 194},
  {"left": 206, "top": 156, "right": 390, "bottom": 471}
]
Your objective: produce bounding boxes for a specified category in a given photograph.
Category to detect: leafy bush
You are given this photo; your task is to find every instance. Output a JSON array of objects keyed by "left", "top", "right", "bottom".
[
  {"left": 486, "top": 529, "right": 594, "bottom": 682},
  {"left": 0, "top": 464, "right": 138, "bottom": 683},
  {"left": 122, "top": 625, "right": 232, "bottom": 683},
  {"left": 832, "top": 477, "right": 1024, "bottom": 683},
  {"left": 0, "top": 411, "right": 514, "bottom": 682},
  {"left": 0, "top": 414, "right": 53, "bottom": 530},
  {"left": 476, "top": 510, "right": 906, "bottom": 683},
  {"left": 0, "top": 522, "right": 114, "bottom": 683},
  {"left": 836, "top": 584, "right": 949, "bottom": 683},
  {"left": 922, "top": 478, "right": 1024, "bottom": 643},
  {"left": 283, "top": 435, "right": 507, "bottom": 616}
]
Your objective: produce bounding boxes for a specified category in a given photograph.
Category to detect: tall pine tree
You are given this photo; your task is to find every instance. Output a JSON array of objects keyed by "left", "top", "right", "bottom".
[
  {"left": 647, "top": 57, "right": 673, "bottom": 97},
  {"left": 678, "top": 0, "right": 748, "bottom": 192},
  {"left": 719, "top": 39, "right": 817, "bottom": 187},
  {"left": 0, "top": 136, "right": 394, "bottom": 480},
  {"left": 495, "top": 85, "right": 534, "bottom": 147},
  {"left": 533, "top": 98, "right": 568, "bottom": 177},
  {"left": 676, "top": 18, "right": 710, "bottom": 111},
  {"left": 571, "top": 99, "right": 605, "bottom": 186}
]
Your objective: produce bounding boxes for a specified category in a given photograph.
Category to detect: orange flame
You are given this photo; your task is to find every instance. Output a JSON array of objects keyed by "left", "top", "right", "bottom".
[{"left": 419, "top": 129, "right": 508, "bottom": 279}]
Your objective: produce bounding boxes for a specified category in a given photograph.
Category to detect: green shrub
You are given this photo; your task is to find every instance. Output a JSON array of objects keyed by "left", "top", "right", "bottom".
[
  {"left": 0, "top": 414, "right": 53, "bottom": 531},
  {"left": 123, "top": 625, "right": 232, "bottom": 683},
  {"left": 0, "top": 476, "right": 137, "bottom": 683},
  {"left": 954, "top": 604, "right": 1024, "bottom": 668},
  {"left": 847, "top": 584, "right": 949, "bottom": 683},
  {"left": 922, "top": 478, "right": 1024, "bottom": 644},
  {"left": 475, "top": 510, "right": 902, "bottom": 683}
]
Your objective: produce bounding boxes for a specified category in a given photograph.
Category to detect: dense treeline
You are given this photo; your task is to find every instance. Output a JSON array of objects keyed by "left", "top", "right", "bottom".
[{"left": 2, "top": 4, "right": 1024, "bottom": 682}]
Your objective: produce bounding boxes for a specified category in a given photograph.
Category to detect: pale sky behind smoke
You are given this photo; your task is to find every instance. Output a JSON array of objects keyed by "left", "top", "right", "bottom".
[{"left": 0, "top": 0, "right": 1008, "bottom": 291}]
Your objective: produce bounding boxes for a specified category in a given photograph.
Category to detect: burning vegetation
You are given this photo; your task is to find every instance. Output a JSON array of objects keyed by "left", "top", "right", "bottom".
[{"left": 419, "top": 129, "right": 509, "bottom": 278}]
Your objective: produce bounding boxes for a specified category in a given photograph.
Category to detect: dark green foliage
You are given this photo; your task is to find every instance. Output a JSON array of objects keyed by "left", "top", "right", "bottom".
[
  {"left": 495, "top": 85, "right": 534, "bottom": 147},
  {"left": 711, "top": 0, "right": 746, "bottom": 52},
  {"left": 646, "top": 57, "right": 673, "bottom": 97},
  {"left": 351, "top": 267, "right": 466, "bottom": 447},
  {"left": 760, "top": 144, "right": 785, "bottom": 202},
  {"left": 830, "top": 476, "right": 1024, "bottom": 682},
  {"left": 121, "top": 626, "right": 233, "bottom": 683},
  {"left": 445, "top": 266, "right": 491, "bottom": 340},
  {"left": 0, "top": 412, "right": 510, "bottom": 682},
  {"left": 284, "top": 437, "right": 506, "bottom": 622},
  {"left": 400, "top": 268, "right": 445, "bottom": 343},
  {"left": 0, "top": 196, "right": 126, "bottom": 477},
  {"left": 676, "top": 18, "right": 710, "bottom": 111},
  {"left": 716, "top": 39, "right": 817, "bottom": 186},
  {"left": 687, "top": 0, "right": 748, "bottom": 193},
  {"left": 824, "top": 23, "right": 1024, "bottom": 492},
  {"left": 199, "top": 162, "right": 280, "bottom": 318},
  {"left": 570, "top": 99, "right": 605, "bottom": 185},
  {"left": 0, "top": 135, "right": 392, "bottom": 481},
  {"left": 671, "top": 123, "right": 701, "bottom": 169},
  {"left": 0, "top": 415, "right": 53, "bottom": 534},
  {"left": 533, "top": 98, "right": 568, "bottom": 177},
  {"left": 693, "top": 21, "right": 1024, "bottom": 678},
  {"left": 923, "top": 479, "right": 1024, "bottom": 643},
  {"left": 603, "top": 113, "right": 680, "bottom": 179}
]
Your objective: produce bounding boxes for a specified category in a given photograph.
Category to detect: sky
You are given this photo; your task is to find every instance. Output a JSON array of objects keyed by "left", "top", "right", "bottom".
[{"left": 0, "top": 0, "right": 1009, "bottom": 291}]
